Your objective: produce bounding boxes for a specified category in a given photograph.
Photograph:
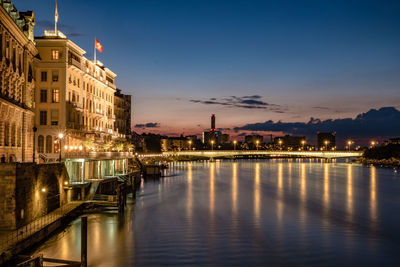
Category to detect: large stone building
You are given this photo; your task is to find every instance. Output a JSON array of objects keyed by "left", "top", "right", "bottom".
[
  {"left": 34, "top": 30, "right": 118, "bottom": 161},
  {"left": 114, "top": 88, "right": 131, "bottom": 139},
  {"left": 0, "top": 1, "right": 38, "bottom": 162}
]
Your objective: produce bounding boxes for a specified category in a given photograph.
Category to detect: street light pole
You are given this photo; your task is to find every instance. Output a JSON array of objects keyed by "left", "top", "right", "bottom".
[
  {"left": 58, "top": 133, "right": 64, "bottom": 163},
  {"left": 32, "top": 126, "right": 37, "bottom": 163},
  {"left": 233, "top": 140, "right": 237, "bottom": 151}
]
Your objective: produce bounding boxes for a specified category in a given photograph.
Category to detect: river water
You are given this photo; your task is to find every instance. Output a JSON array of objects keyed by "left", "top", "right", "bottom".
[{"left": 33, "top": 159, "right": 400, "bottom": 266}]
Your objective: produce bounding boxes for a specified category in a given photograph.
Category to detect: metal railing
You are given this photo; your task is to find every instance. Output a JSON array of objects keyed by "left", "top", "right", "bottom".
[{"left": 0, "top": 202, "right": 83, "bottom": 254}]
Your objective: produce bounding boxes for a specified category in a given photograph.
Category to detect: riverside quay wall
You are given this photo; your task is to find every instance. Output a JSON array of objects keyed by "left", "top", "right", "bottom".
[{"left": 0, "top": 163, "right": 68, "bottom": 231}]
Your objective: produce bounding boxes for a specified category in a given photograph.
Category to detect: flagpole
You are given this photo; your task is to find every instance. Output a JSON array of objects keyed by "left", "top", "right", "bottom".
[
  {"left": 94, "top": 37, "right": 97, "bottom": 64},
  {"left": 54, "top": 0, "right": 58, "bottom": 34}
]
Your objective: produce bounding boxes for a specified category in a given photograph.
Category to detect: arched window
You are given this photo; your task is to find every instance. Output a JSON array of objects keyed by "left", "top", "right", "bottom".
[
  {"left": 3, "top": 122, "right": 9, "bottom": 146},
  {"left": 11, "top": 123, "right": 16, "bottom": 146},
  {"left": 17, "top": 126, "right": 21, "bottom": 147},
  {"left": 38, "top": 135, "right": 44, "bottom": 153},
  {"left": 46, "top": 135, "right": 52, "bottom": 153},
  {"left": 28, "top": 64, "right": 33, "bottom": 82}
]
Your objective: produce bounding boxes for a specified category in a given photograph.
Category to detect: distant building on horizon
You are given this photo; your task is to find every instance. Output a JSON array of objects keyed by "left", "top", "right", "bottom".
[
  {"left": 273, "top": 135, "right": 306, "bottom": 150},
  {"left": 245, "top": 135, "right": 263, "bottom": 149},
  {"left": 317, "top": 132, "right": 336, "bottom": 150},
  {"left": 202, "top": 114, "right": 229, "bottom": 146}
]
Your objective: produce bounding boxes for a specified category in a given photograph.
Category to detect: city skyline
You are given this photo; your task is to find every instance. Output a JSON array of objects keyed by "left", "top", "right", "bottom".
[{"left": 14, "top": 0, "right": 400, "bottom": 139}]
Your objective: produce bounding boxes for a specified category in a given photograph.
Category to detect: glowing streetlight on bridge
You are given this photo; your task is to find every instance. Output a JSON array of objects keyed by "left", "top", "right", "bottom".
[
  {"left": 211, "top": 140, "right": 215, "bottom": 151},
  {"left": 188, "top": 140, "right": 192, "bottom": 150},
  {"left": 301, "top": 140, "right": 306, "bottom": 150},
  {"left": 324, "top": 140, "right": 330, "bottom": 151},
  {"left": 347, "top": 140, "right": 353, "bottom": 151},
  {"left": 233, "top": 140, "right": 237, "bottom": 151},
  {"left": 256, "top": 140, "right": 260, "bottom": 150}
]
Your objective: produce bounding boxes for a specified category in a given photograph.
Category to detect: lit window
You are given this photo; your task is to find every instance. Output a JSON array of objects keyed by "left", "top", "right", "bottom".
[
  {"left": 52, "top": 89, "right": 59, "bottom": 103},
  {"left": 52, "top": 50, "right": 59, "bottom": 60}
]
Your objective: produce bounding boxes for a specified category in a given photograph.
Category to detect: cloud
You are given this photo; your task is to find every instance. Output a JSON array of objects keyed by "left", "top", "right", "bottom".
[
  {"left": 234, "top": 107, "right": 400, "bottom": 140},
  {"left": 134, "top": 122, "right": 160, "bottom": 128},
  {"left": 189, "top": 95, "right": 286, "bottom": 112}
]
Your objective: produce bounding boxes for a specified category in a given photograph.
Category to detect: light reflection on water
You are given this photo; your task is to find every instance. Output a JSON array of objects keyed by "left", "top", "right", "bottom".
[{"left": 33, "top": 159, "right": 400, "bottom": 266}]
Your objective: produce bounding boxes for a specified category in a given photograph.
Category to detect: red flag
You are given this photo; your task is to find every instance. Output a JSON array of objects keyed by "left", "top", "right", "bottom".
[{"left": 95, "top": 39, "right": 103, "bottom": 53}]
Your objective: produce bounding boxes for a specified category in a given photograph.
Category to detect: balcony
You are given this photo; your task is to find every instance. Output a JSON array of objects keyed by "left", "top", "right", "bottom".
[{"left": 68, "top": 58, "right": 81, "bottom": 70}]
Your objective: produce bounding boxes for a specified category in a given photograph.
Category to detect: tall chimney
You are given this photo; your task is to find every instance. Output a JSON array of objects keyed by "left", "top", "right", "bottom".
[{"left": 211, "top": 114, "right": 216, "bottom": 132}]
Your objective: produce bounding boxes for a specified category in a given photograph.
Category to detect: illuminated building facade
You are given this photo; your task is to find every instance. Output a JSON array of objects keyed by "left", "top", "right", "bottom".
[
  {"left": 0, "top": 1, "right": 38, "bottom": 162},
  {"left": 114, "top": 88, "right": 131, "bottom": 139},
  {"left": 34, "top": 30, "right": 117, "bottom": 161}
]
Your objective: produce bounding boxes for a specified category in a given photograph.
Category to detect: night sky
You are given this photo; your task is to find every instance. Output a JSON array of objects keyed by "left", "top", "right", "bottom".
[{"left": 14, "top": 0, "right": 400, "bottom": 140}]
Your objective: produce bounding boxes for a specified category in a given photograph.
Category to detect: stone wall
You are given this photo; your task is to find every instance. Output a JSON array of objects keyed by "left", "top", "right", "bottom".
[
  {"left": 0, "top": 163, "right": 69, "bottom": 230},
  {"left": 0, "top": 163, "right": 17, "bottom": 230}
]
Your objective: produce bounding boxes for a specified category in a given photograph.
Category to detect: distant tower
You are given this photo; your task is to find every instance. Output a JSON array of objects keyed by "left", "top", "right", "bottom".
[{"left": 211, "top": 114, "right": 216, "bottom": 132}]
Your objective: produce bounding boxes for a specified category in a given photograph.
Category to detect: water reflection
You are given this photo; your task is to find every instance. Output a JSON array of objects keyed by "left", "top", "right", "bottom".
[
  {"left": 187, "top": 163, "right": 193, "bottom": 222},
  {"left": 232, "top": 162, "right": 238, "bottom": 215},
  {"left": 210, "top": 162, "right": 215, "bottom": 217},
  {"left": 277, "top": 163, "right": 284, "bottom": 223},
  {"left": 370, "top": 166, "right": 378, "bottom": 228},
  {"left": 32, "top": 160, "right": 400, "bottom": 266},
  {"left": 254, "top": 163, "right": 261, "bottom": 227},
  {"left": 347, "top": 164, "right": 353, "bottom": 219},
  {"left": 323, "top": 164, "right": 330, "bottom": 209}
]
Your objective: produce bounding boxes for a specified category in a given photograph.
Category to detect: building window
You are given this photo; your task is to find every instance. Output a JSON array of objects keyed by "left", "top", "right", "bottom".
[
  {"left": 38, "top": 135, "right": 44, "bottom": 153},
  {"left": 11, "top": 124, "right": 16, "bottom": 147},
  {"left": 51, "top": 110, "right": 59, "bottom": 126},
  {"left": 46, "top": 135, "right": 52, "bottom": 153},
  {"left": 40, "top": 111, "right": 47, "bottom": 125},
  {"left": 52, "top": 71, "right": 59, "bottom": 82},
  {"left": 4, "top": 122, "right": 9, "bottom": 146},
  {"left": 52, "top": 89, "right": 59, "bottom": 103},
  {"left": 41, "top": 71, "right": 47, "bottom": 82},
  {"left": 51, "top": 50, "right": 59, "bottom": 60},
  {"left": 17, "top": 127, "right": 21, "bottom": 147},
  {"left": 40, "top": 89, "right": 47, "bottom": 103}
]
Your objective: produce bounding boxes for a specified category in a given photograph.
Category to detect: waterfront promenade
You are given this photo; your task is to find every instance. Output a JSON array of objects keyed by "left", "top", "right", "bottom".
[{"left": 0, "top": 201, "right": 84, "bottom": 262}]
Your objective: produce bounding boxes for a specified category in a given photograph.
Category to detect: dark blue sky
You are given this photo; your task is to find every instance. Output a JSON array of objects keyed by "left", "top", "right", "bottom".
[{"left": 14, "top": 0, "right": 400, "bottom": 136}]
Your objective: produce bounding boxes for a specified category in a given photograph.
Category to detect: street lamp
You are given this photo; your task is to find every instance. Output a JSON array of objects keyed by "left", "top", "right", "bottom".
[
  {"left": 278, "top": 139, "right": 283, "bottom": 150},
  {"left": 32, "top": 126, "right": 37, "bottom": 163},
  {"left": 256, "top": 140, "right": 259, "bottom": 150},
  {"left": 211, "top": 140, "right": 215, "bottom": 151},
  {"left": 347, "top": 140, "right": 353, "bottom": 151},
  {"left": 58, "top": 133, "right": 64, "bottom": 162},
  {"left": 188, "top": 140, "right": 192, "bottom": 150},
  {"left": 370, "top": 141, "right": 377, "bottom": 148},
  {"left": 301, "top": 140, "right": 306, "bottom": 150},
  {"left": 324, "top": 140, "right": 329, "bottom": 151},
  {"left": 233, "top": 140, "right": 237, "bottom": 151}
]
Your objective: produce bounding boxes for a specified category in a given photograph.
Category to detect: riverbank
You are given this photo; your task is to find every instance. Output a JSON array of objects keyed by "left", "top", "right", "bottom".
[{"left": 356, "top": 157, "right": 400, "bottom": 169}]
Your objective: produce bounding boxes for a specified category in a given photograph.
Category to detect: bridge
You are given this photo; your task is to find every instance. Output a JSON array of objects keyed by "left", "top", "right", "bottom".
[{"left": 157, "top": 150, "right": 363, "bottom": 159}]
